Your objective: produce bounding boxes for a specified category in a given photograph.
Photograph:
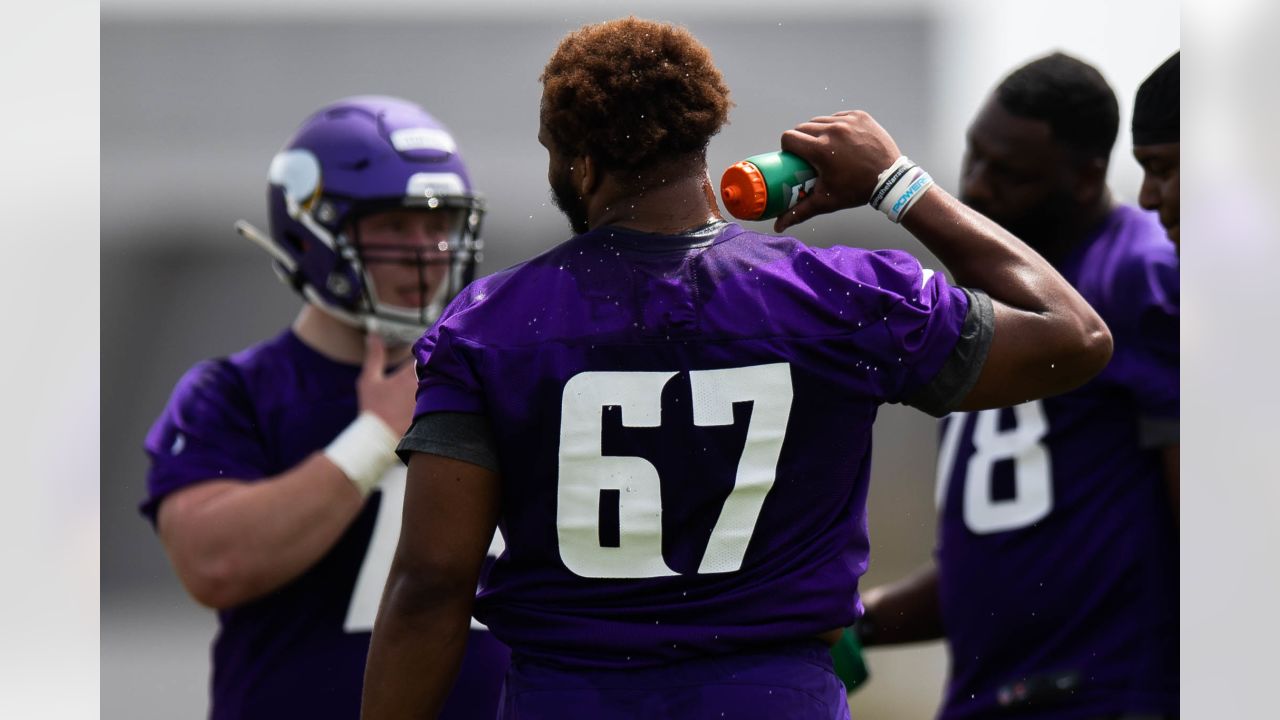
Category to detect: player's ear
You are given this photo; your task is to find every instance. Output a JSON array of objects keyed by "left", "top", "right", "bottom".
[{"left": 577, "top": 155, "right": 598, "bottom": 197}]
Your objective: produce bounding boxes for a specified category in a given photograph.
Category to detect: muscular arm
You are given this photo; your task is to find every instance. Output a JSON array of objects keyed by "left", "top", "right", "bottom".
[
  {"left": 156, "top": 333, "right": 414, "bottom": 610},
  {"left": 859, "top": 563, "right": 944, "bottom": 647},
  {"left": 156, "top": 455, "right": 364, "bottom": 609},
  {"left": 361, "top": 452, "right": 501, "bottom": 720},
  {"left": 775, "top": 111, "right": 1112, "bottom": 408},
  {"left": 900, "top": 189, "right": 1113, "bottom": 409}
]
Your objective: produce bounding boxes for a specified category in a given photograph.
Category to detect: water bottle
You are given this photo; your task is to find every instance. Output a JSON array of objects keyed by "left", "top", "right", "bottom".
[
  {"left": 719, "top": 151, "right": 817, "bottom": 221},
  {"left": 830, "top": 625, "right": 871, "bottom": 692}
]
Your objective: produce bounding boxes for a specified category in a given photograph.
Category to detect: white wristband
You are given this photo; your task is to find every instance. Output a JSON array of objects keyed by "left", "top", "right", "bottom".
[
  {"left": 324, "top": 412, "right": 400, "bottom": 497},
  {"left": 881, "top": 166, "right": 935, "bottom": 223},
  {"left": 869, "top": 156, "right": 914, "bottom": 209}
]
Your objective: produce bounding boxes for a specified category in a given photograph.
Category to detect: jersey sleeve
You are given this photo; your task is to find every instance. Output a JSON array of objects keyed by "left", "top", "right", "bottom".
[
  {"left": 1103, "top": 250, "right": 1180, "bottom": 446},
  {"left": 824, "top": 248, "right": 991, "bottom": 416},
  {"left": 410, "top": 300, "right": 488, "bottom": 420},
  {"left": 397, "top": 412, "right": 500, "bottom": 470},
  {"left": 140, "top": 359, "right": 268, "bottom": 524}
]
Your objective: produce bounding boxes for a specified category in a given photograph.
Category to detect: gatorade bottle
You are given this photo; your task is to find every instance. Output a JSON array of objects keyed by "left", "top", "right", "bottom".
[
  {"left": 830, "top": 625, "right": 871, "bottom": 692},
  {"left": 720, "top": 151, "right": 817, "bottom": 221}
]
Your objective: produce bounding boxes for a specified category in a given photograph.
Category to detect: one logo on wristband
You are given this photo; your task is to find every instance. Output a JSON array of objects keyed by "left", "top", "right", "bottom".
[{"left": 892, "top": 176, "right": 932, "bottom": 214}]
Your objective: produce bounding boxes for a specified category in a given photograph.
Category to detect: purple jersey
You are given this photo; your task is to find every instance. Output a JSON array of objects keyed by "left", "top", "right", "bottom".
[
  {"left": 142, "top": 330, "right": 509, "bottom": 720},
  {"left": 410, "top": 222, "right": 981, "bottom": 670},
  {"left": 935, "top": 205, "right": 1179, "bottom": 719},
  {"left": 500, "top": 639, "right": 849, "bottom": 719}
]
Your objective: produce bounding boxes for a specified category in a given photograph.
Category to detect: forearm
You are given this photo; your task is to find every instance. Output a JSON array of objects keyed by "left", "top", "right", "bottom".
[
  {"left": 362, "top": 569, "right": 476, "bottom": 719},
  {"left": 859, "top": 562, "right": 944, "bottom": 647},
  {"left": 901, "top": 188, "right": 1079, "bottom": 318},
  {"left": 159, "top": 453, "right": 365, "bottom": 607},
  {"left": 362, "top": 452, "right": 502, "bottom": 717}
]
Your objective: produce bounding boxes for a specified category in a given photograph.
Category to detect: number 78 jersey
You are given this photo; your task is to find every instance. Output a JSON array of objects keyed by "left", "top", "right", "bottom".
[
  {"left": 934, "top": 398, "right": 1178, "bottom": 719},
  {"left": 932, "top": 205, "right": 1179, "bottom": 720},
  {"left": 409, "top": 222, "right": 984, "bottom": 669}
]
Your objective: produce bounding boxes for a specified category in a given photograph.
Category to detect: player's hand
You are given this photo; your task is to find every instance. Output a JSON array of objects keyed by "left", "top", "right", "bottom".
[
  {"left": 773, "top": 110, "right": 901, "bottom": 233},
  {"left": 357, "top": 333, "right": 418, "bottom": 435}
]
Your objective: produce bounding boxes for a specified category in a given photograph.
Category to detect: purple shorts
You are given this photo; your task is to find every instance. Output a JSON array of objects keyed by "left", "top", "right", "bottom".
[{"left": 498, "top": 640, "right": 850, "bottom": 719}]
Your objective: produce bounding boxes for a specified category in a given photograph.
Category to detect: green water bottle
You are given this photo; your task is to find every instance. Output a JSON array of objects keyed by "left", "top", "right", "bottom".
[
  {"left": 830, "top": 624, "right": 871, "bottom": 693},
  {"left": 719, "top": 150, "right": 817, "bottom": 221}
]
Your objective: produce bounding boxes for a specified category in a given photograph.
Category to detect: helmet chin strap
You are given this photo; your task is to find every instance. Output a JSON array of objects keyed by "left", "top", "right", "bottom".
[{"left": 364, "top": 317, "right": 428, "bottom": 347}]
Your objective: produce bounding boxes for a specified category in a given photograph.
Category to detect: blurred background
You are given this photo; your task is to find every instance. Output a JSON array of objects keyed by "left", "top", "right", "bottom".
[{"left": 100, "top": 1, "right": 1177, "bottom": 718}]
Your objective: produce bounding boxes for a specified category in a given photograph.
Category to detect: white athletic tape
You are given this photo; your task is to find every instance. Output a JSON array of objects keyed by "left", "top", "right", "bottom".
[{"left": 324, "top": 412, "right": 400, "bottom": 497}]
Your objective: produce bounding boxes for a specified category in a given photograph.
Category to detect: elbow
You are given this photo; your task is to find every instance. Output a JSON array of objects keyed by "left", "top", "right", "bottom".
[
  {"left": 1056, "top": 316, "right": 1113, "bottom": 391},
  {"left": 390, "top": 569, "right": 474, "bottom": 610},
  {"left": 1077, "top": 321, "right": 1113, "bottom": 378},
  {"left": 175, "top": 549, "right": 256, "bottom": 610},
  {"left": 383, "top": 561, "right": 477, "bottom": 618}
]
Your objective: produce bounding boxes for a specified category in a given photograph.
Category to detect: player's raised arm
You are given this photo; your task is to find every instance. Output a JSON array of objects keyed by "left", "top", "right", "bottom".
[
  {"left": 155, "top": 333, "right": 413, "bottom": 609},
  {"left": 361, "top": 452, "right": 501, "bottom": 719},
  {"left": 774, "top": 111, "right": 1112, "bottom": 409}
]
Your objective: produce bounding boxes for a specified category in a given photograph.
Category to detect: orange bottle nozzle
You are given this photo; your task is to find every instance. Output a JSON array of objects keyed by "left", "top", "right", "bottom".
[{"left": 720, "top": 161, "right": 769, "bottom": 221}]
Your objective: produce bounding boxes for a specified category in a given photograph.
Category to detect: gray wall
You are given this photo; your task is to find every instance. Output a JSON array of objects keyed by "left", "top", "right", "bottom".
[{"left": 103, "top": 15, "right": 951, "bottom": 719}]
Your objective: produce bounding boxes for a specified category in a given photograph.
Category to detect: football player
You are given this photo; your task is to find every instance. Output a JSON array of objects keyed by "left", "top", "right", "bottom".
[
  {"left": 858, "top": 53, "right": 1179, "bottom": 719},
  {"left": 362, "top": 20, "right": 1112, "bottom": 720},
  {"left": 1132, "top": 52, "right": 1180, "bottom": 252},
  {"left": 140, "top": 96, "right": 509, "bottom": 719}
]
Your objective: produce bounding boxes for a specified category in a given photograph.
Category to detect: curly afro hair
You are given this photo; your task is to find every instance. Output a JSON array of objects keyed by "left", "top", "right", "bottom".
[{"left": 539, "top": 17, "right": 732, "bottom": 173}]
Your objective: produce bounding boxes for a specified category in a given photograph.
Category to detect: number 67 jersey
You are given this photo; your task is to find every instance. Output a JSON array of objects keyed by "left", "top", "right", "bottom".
[
  {"left": 933, "top": 205, "right": 1179, "bottom": 720},
  {"left": 408, "top": 221, "right": 992, "bottom": 670}
]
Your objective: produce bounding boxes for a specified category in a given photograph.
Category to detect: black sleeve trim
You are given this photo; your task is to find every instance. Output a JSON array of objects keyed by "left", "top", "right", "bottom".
[
  {"left": 396, "top": 412, "right": 500, "bottom": 472},
  {"left": 905, "top": 288, "right": 995, "bottom": 418}
]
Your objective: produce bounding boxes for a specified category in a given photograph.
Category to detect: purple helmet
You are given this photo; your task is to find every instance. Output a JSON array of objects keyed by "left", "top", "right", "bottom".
[{"left": 236, "top": 95, "right": 484, "bottom": 343}]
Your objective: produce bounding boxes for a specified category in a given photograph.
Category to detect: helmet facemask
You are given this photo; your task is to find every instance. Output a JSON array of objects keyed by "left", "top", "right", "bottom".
[
  {"left": 237, "top": 96, "right": 487, "bottom": 347},
  {"left": 342, "top": 200, "right": 484, "bottom": 345}
]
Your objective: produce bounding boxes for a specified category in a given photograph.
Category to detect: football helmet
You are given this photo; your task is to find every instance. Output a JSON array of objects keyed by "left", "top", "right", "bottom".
[{"left": 237, "top": 95, "right": 484, "bottom": 344}]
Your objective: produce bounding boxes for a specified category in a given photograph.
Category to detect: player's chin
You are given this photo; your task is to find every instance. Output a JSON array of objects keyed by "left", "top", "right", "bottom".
[
  {"left": 1164, "top": 224, "right": 1179, "bottom": 246},
  {"left": 392, "top": 286, "right": 434, "bottom": 307}
]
